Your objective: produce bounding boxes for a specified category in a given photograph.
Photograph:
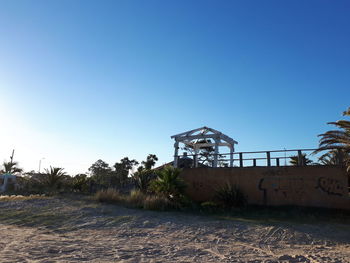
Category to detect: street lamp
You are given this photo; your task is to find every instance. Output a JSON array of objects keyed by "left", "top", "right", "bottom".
[{"left": 38, "top": 158, "right": 45, "bottom": 174}]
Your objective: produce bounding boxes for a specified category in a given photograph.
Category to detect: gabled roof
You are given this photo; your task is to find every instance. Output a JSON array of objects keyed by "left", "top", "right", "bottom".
[{"left": 171, "top": 126, "right": 238, "bottom": 148}]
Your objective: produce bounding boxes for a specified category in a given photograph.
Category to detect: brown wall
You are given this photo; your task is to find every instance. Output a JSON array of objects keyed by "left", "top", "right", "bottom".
[{"left": 180, "top": 166, "right": 350, "bottom": 210}]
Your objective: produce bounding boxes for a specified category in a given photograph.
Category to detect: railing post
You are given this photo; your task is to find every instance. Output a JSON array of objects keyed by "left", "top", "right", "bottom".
[
  {"left": 173, "top": 141, "right": 179, "bottom": 168},
  {"left": 253, "top": 159, "right": 257, "bottom": 167},
  {"left": 266, "top": 152, "right": 271, "bottom": 166},
  {"left": 297, "top": 150, "right": 303, "bottom": 166},
  {"left": 276, "top": 158, "right": 280, "bottom": 167},
  {"left": 239, "top": 153, "right": 243, "bottom": 167}
]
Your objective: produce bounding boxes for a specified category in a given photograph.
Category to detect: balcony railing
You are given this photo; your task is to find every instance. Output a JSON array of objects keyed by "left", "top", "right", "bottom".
[{"left": 174, "top": 148, "right": 331, "bottom": 168}]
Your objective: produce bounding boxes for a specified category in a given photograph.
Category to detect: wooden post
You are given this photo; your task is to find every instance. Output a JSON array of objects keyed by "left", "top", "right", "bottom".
[
  {"left": 297, "top": 150, "right": 303, "bottom": 166},
  {"left": 194, "top": 147, "right": 199, "bottom": 168},
  {"left": 239, "top": 153, "right": 243, "bottom": 167},
  {"left": 276, "top": 158, "right": 280, "bottom": 167},
  {"left": 174, "top": 141, "right": 179, "bottom": 168},
  {"left": 253, "top": 159, "right": 257, "bottom": 167},
  {"left": 230, "top": 146, "right": 234, "bottom": 167},
  {"left": 213, "top": 138, "right": 219, "bottom": 168},
  {"left": 266, "top": 152, "right": 271, "bottom": 166}
]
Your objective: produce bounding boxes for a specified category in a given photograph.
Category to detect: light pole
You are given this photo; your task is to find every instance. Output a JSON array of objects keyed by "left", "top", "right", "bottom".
[{"left": 38, "top": 158, "right": 45, "bottom": 174}]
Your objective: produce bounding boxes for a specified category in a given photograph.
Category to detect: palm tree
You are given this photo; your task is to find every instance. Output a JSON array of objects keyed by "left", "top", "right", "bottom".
[
  {"left": 314, "top": 107, "right": 350, "bottom": 171},
  {"left": 132, "top": 169, "right": 154, "bottom": 193},
  {"left": 289, "top": 154, "right": 313, "bottom": 166},
  {"left": 42, "top": 166, "right": 68, "bottom": 189},
  {"left": 318, "top": 149, "right": 345, "bottom": 165},
  {"left": 1, "top": 161, "right": 23, "bottom": 174},
  {"left": 150, "top": 166, "right": 186, "bottom": 200}
]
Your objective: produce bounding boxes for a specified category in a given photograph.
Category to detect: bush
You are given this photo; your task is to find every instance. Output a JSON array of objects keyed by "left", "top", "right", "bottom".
[
  {"left": 150, "top": 166, "right": 186, "bottom": 202},
  {"left": 94, "top": 188, "right": 124, "bottom": 204},
  {"left": 94, "top": 188, "right": 179, "bottom": 211},
  {"left": 17, "top": 167, "right": 72, "bottom": 195},
  {"left": 142, "top": 195, "right": 174, "bottom": 211},
  {"left": 132, "top": 169, "right": 154, "bottom": 193},
  {"left": 126, "top": 190, "right": 146, "bottom": 208},
  {"left": 72, "top": 174, "right": 90, "bottom": 193},
  {"left": 215, "top": 183, "right": 247, "bottom": 209}
]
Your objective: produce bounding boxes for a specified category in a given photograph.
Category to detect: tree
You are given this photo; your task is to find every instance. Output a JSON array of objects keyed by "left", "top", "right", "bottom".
[
  {"left": 289, "top": 154, "right": 313, "bottom": 166},
  {"left": 132, "top": 169, "right": 154, "bottom": 193},
  {"left": 113, "top": 157, "right": 139, "bottom": 186},
  {"left": 318, "top": 149, "right": 345, "bottom": 165},
  {"left": 314, "top": 107, "right": 350, "bottom": 171},
  {"left": 141, "top": 154, "right": 158, "bottom": 170},
  {"left": 1, "top": 161, "right": 23, "bottom": 174},
  {"left": 41, "top": 166, "right": 68, "bottom": 190},
  {"left": 89, "top": 159, "right": 112, "bottom": 186}
]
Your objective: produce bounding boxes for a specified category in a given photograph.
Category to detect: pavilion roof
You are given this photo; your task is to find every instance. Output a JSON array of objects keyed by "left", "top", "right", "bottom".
[{"left": 171, "top": 126, "right": 238, "bottom": 148}]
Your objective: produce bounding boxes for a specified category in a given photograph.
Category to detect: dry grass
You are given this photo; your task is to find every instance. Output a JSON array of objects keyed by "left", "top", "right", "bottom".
[
  {"left": 143, "top": 195, "right": 173, "bottom": 211},
  {"left": 126, "top": 190, "right": 146, "bottom": 208},
  {"left": 94, "top": 188, "right": 175, "bottom": 211},
  {"left": 0, "top": 194, "right": 47, "bottom": 202},
  {"left": 94, "top": 188, "right": 124, "bottom": 204}
]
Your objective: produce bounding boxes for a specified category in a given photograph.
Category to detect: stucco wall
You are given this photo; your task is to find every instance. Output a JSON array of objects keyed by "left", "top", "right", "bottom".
[{"left": 180, "top": 166, "right": 350, "bottom": 210}]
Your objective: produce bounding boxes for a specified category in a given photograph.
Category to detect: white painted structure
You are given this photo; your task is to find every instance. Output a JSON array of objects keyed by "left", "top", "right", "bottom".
[
  {"left": 171, "top": 127, "right": 238, "bottom": 168},
  {"left": 0, "top": 174, "right": 17, "bottom": 192}
]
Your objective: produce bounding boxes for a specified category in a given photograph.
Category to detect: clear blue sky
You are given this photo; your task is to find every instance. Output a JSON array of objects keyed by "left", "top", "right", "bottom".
[{"left": 0, "top": 0, "right": 349, "bottom": 174}]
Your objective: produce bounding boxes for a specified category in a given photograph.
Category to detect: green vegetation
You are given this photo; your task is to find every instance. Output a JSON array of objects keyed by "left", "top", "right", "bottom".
[
  {"left": 315, "top": 107, "right": 350, "bottom": 171},
  {"left": 94, "top": 188, "right": 176, "bottom": 211},
  {"left": 132, "top": 169, "right": 154, "bottom": 193},
  {"left": 0, "top": 161, "right": 22, "bottom": 174},
  {"left": 289, "top": 154, "right": 314, "bottom": 166},
  {"left": 150, "top": 166, "right": 186, "bottom": 202},
  {"left": 1, "top": 107, "right": 349, "bottom": 214},
  {"left": 214, "top": 183, "right": 247, "bottom": 209}
]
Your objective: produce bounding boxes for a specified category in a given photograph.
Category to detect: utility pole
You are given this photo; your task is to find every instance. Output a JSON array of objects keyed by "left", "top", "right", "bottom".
[
  {"left": 38, "top": 158, "right": 45, "bottom": 174},
  {"left": 10, "top": 149, "right": 15, "bottom": 165}
]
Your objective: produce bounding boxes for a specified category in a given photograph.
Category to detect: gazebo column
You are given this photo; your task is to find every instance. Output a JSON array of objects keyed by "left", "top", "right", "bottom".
[
  {"left": 174, "top": 141, "right": 179, "bottom": 168},
  {"left": 230, "top": 146, "right": 234, "bottom": 167},
  {"left": 213, "top": 138, "right": 219, "bottom": 168},
  {"left": 194, "top": 146, "right": 199, "bottom": 167}
]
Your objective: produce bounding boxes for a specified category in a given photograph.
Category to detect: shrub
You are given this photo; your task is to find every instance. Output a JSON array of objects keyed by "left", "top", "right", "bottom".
[
  {"left": 126, "top": 190, "right": 146, "bottom": 208},
  {"left": 142, "top": 195, "right": 174, "bottom": 211},
  {"left": 132, "top": 169, "right": 154, "bottom": 193},
  {"left": 150, "top": 166, "right": 186, "bottom": 202},
  {"left": 215, "top": 183, "right": 247, "bottom": 209},
  {"left": 72, "top": 174, "right": 90, "bottom": 193},
  {"left": 94, "top": 188, "right": 124, "bottom": 204}
]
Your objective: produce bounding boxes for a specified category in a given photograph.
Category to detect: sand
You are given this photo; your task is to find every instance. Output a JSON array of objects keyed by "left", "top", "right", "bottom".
[{"left": 0, "top": 197, "right": 349, "bottom": 263}]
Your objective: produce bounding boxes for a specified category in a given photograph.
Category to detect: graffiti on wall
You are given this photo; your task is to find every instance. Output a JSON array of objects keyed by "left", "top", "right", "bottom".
[
  {"left": 258, "top": 177, "right": 305, "bottom": 204},
  {"left": 316, "top": 177, "right": 344, "bottom": 196}
]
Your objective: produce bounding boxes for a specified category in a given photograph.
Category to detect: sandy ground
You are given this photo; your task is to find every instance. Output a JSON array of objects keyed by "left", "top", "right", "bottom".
[{"left": 0, "top": 197, "right": 349, "bottom": 263}]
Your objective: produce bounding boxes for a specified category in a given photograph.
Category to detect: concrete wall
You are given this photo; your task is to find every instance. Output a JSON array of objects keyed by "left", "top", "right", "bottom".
[{"left": 180, "top": 166, "right": 350, "bottom": 210}]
